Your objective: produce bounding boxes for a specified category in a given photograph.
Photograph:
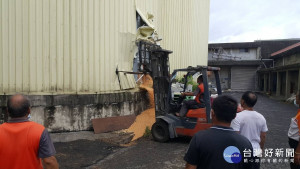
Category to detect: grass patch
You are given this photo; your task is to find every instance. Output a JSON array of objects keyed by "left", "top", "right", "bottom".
[{"left": 143, "top": 126, "right": 152, "bottom": 138}]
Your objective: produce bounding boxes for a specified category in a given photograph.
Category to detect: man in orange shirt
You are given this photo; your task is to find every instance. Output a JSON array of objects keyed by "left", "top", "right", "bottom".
[
  {"left": 288, "top": 91, "right": 300, "bottom": 169},
  {"left": 177, "top": 75, "right": 205, "bottom": 117},
  {"left": 0, "top": 94, "right": 59, "bottom": 169}
]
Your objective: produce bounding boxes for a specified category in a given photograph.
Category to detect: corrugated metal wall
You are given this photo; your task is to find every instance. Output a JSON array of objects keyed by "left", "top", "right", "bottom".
[
  {"left": 161, "top": 0, "right": 210, "bottom": 70},
  {"left": 0, "top": 0, "right": 137, "bottom": 94},
  {"left": 0, "top": 0, "right": 210, "bottom": 94},
  {"left": 136, "top": 0, "right": 210, "bottom": 70}
]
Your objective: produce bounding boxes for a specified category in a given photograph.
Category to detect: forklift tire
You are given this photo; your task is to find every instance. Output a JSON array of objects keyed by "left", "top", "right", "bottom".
[{"left": 151, "top": 120, "right": 170, "bottom": 142}]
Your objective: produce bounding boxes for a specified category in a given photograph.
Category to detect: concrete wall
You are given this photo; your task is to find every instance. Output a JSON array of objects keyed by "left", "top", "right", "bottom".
[
  {"left": 284, "top": 53, "right": 300, "bottom": 66},
  {"left": 275, "top": 58, "right": 284, "bottom": 67},
  {"left": 289, "top": 71, "right": 298, "bottom": 94},
  {"left": 271, "top": 70, "right": 299, "bottom": 98},
  {"left": 208, "top": 48, "right": 258, "bottom": 60},
  {"left": 0, "top": 89, "right": 149, "bottom": 132},
  {"left": 219, "top": 67, "right": 231, "bottom": 89},
  {"left": 259, "top": 51, "right": 300, "bottom": 98},
  {"left": 274, "top": 54, "right": 300, "bottom": 67},
  {"left": 208, "top": 66, "right": 230, "bottom": 90},
  {"left": 280, "top": 72, "right": 286, "bottom": 96},
  {"left": 229, "top": 48, "right": 258, "bottom": 60}
]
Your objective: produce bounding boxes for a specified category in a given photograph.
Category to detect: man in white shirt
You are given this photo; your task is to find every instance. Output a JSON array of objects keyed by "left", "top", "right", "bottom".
[{"left": 231, "top": 91, "right": 268, "bottom": 169}]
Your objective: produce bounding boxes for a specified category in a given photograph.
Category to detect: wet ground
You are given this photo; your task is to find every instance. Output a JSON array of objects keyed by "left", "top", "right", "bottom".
[
  {"left": 53, "top": 92, "right": 297, "bottom": 169},
  {"left": 54, "top": 140, "right": 121, "bottom": 169}
]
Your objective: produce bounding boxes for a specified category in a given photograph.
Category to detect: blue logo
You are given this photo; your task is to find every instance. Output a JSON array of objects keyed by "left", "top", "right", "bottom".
[{"left": 223, "top": 146, "right": 242, "bottom": 163}]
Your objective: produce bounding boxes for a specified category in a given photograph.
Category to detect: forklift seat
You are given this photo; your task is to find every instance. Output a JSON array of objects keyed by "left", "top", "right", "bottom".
[{"left": 186, "top": 108, "right": 206, "bottom": 118}]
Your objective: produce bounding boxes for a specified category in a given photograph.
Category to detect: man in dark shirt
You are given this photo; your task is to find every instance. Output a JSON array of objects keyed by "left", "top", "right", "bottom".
[{"left": 184, "top": 95, "right": 254, "bottom": 169}]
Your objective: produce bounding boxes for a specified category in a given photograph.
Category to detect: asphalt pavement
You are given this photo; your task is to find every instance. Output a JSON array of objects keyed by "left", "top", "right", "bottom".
[{"left": 53, "top": 92, "right": 298, "bottom": 169}]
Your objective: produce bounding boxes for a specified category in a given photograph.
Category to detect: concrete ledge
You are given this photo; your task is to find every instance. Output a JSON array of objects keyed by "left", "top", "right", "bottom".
[
  {"left": 50, "top": 131, "right": 134, "bottom": 145},
  {"left": 0, "top": 89, "right": 147, "bottom": 107},
  {"left": 0, "top": 89, "right": 150, "bottom": 132}
]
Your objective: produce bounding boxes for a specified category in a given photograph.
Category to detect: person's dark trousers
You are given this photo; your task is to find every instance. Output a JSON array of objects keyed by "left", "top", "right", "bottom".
[
  {"left": 289, "top": 138, "right": 300, "bottom": 169},
  {"left": 179, "top": 100, "right": 202, "bottom": 117}
]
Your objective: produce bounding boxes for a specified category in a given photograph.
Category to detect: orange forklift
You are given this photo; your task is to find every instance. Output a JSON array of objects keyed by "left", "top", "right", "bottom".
[{"left": 137, "top": 41, "right": 222, "bottom": 142}]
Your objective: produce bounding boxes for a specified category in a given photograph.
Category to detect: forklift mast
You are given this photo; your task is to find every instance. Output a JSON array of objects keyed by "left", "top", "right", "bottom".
[
  {"left": 138, "top": 41, "right": 222, "bottom": 121},
  {"left": 138, "top": 41, "right": 172, "bottom": 117}
]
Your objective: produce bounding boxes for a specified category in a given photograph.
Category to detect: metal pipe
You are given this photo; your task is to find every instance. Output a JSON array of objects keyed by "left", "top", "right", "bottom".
[
  {"left": 136, "top": 74, "right": 145, "bottom": 83},
  {"left": 207, "top": 66, "right": 221, "bottom": 71},
  {"left": 202, "top": 69, "right": 211, "bottom": 123},
  {"left": 116, "top": 71, "right": 145, "bottom": 75},
  {"left": 260, "top": 58, "right": 274, "bottom": 68}
]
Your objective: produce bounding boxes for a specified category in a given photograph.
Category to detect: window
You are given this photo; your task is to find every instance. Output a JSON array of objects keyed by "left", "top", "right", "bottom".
[{"left": 239, "top": 48, "right": 249, "bottom": 53}]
